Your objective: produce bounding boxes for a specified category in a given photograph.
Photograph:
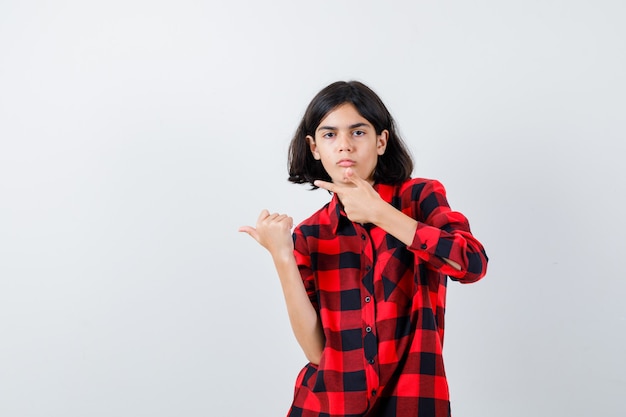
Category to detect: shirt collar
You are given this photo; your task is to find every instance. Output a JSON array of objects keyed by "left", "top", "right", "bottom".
[{"left": 328, "top": 193, "right": 344, "bottom": 234}]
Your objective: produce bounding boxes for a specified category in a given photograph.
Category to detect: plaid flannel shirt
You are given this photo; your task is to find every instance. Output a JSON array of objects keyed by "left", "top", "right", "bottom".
[{"left": 288, "top": 178, "right": 488, "bottom": 417}]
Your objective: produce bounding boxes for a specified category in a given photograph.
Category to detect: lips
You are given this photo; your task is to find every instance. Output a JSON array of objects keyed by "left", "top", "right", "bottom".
[{"left": 337, "top": 159, "right": 355, "bottom": 167}]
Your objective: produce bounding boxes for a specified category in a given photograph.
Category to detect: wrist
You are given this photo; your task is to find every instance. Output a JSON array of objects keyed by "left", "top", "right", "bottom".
[
  {"left": 371, "top": 199, "right": 393, "bottom": 226},
  {"left": 271, "top": 248, "right": 295, "bottom": 264},
  {"left": 373, "top": 202, "right": 419, "bottom": 247}
]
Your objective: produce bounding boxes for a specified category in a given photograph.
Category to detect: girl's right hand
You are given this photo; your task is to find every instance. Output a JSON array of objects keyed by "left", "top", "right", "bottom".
[{"left": 239, "top": 209, "right": 294, "bottom": 258}]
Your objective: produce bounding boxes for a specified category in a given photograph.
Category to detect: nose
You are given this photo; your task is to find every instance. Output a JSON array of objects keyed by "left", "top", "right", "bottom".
[{"left": 336, "top": 132, "right": 353, "bottom": 152}]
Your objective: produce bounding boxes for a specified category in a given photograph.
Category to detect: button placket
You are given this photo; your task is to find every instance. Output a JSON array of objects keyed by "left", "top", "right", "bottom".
[{"left": 357, "top": 224, "right": 379, "bottom": 395}]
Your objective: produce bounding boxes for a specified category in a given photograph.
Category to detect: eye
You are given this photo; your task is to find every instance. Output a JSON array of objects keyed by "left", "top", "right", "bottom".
[
  {"left": 353, "top": 130, "right": 366, "bottom": 137},
  {"left": 322, "top": 132, "right": 335, "bottom": 139}
]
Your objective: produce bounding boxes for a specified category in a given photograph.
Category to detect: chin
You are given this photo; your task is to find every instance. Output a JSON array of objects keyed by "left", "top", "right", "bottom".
[{"left": 334, "top": 177, "right": 352, "bottom": 184}]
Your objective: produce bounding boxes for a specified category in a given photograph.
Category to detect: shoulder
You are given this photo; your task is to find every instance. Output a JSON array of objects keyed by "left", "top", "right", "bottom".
[
  {"left": 391, "top": 177, "right": 448, "bottom": 200},
  {"left": 379, "top": 178, "right": 450, "bottom": 215},
  {"left": 293, "top": 202, "right": 332, "bottom": 236},
  {"left": 401, "top": 176, "right": 442, "bottom": 188}
]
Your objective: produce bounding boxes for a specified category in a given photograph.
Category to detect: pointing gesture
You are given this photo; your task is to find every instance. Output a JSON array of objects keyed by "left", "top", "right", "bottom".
[
  {"left": 239, "top": 209, "right": 294, "bottom": 259},
  {"left": 314, "top": 168, "right": 385, "bottom": 224}
]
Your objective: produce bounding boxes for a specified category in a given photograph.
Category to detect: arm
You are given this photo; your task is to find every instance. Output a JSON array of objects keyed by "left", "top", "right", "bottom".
[
  {"left": 403, "top": 179, "right": 488, "bottom": 283},
  {"left": 271, "top": 250, "right": 325, "bottom": 364},
  {"left": 369, "top": 202, "right": 462, "bottom": 271},
  {"left": 239, "top": 210, "right": 325, "bottom": 364},
  {"left": 314, "top": 169, "right": 487, "bottom": 283}
]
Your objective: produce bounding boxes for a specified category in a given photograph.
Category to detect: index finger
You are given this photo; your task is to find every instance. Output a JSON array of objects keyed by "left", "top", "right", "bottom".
[{"left": 314, "top": 179, "right": 337, "bottom": 193}]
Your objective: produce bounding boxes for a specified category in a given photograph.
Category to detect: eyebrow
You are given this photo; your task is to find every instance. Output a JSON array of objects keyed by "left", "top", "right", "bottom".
[{"left": 316, "top": 122, "right": 370, "bottom": 132}]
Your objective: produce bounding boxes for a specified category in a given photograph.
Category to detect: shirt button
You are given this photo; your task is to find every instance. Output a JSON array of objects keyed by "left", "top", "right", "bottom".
[
  {"left": 365, "top": 296, "right": 371, "bottom": 303},
  {"left": 365, "top": 265, "right": 371, "bottom": 271},
  {"left": 361, "top": 234, "right": 366, "bottom": 240},
  {"left": 368, "top": 358, "right": 375, "bottom": 364},
  {"left": 365, "top": 326, "right": 372, "bottom": 333},
  {"left": 421, "top": 243, "right": 427, "bottom": 249},
  {"left": 371, "top": 389, "right": 377, "bottom": 396}
]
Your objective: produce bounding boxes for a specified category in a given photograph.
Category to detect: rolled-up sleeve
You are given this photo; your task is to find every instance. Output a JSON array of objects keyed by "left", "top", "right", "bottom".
[
  {"left": 407, "top": 179, "right": 488, "bottom": 283},
  {"left": 292, "top": 228, "right": 319, "bottom": 309}
]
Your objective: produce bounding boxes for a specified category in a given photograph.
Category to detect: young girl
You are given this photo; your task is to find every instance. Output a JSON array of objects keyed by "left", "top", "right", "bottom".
[{"left": 239, "top": 81, "right": 488, "bottom": 417}]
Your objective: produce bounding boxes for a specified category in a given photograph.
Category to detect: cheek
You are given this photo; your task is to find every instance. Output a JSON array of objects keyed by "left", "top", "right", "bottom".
[{"left": 317, "top": 148, "right": 334, "bottom": 162}]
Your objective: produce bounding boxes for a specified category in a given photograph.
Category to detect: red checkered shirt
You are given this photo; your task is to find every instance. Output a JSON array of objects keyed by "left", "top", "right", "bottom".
[{"left": 288, "top": 178, "right": 488, "bottom": 417}]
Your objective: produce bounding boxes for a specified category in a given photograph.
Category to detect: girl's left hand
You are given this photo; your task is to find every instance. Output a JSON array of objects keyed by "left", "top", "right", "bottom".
[{"left": 314, "top": 168, "right": 385, "bottom": 224}]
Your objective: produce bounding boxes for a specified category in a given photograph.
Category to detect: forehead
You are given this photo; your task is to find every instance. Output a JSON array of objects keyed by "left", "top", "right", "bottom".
[{"left": 317, "top": 103, "right": 371, "bottom": 130}]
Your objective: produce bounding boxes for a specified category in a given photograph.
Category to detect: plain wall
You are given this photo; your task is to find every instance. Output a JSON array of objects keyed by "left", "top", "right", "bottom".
[{"left": 1, "top": 1, "right": 625, "bottom": 416}]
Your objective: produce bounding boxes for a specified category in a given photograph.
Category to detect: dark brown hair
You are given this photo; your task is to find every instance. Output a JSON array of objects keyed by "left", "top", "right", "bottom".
[{"left": 288, "top": 80, "right": 414, "bottom": 188}]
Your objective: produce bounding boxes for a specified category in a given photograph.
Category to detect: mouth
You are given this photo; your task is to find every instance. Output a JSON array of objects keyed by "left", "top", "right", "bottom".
[{"left": 337, "top": 159, "right": 355, "bottom": 167}]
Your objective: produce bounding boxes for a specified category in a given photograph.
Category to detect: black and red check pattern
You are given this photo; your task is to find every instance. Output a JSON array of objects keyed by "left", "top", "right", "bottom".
[{"left": 288, "top": 178, "right": 488, "bottom": 417}]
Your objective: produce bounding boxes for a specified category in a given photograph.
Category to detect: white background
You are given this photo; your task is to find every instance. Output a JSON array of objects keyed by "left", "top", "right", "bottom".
[{"left": 1, "top": 1, "right": 625, "bottom": 416}]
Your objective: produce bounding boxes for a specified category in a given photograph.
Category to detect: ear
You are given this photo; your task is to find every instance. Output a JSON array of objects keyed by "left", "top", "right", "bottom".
[
  {"left": 306, "top": 135, "right": 321, "bottom": 160},
  {"left": 377, "top": 130, "right": 389, "bottom": 156}
]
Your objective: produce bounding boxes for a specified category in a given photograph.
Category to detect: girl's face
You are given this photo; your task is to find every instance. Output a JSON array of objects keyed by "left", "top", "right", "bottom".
[{"left": 306, "top": 103, "right": 388, "bottom": 185}]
